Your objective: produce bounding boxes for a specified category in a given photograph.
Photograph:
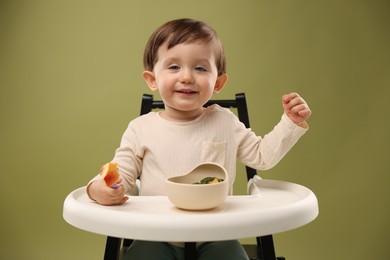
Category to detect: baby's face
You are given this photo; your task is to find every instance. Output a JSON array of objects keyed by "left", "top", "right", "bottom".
[{"left": 148, "top": 42, "right": 224, "bottom": 121}]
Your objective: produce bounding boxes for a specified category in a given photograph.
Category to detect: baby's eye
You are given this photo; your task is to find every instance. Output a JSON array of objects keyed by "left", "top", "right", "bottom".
[
  {"left": 168, "top": 65, "right": 180, "bottom": 70},
  {"left": 194, "top": 66, "right": 207, "bottom": 72}
]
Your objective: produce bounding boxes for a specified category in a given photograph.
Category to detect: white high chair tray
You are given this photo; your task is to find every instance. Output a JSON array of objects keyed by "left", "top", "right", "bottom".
[{"left": 63, "top": 179, "right": 318, "bottom": 242}]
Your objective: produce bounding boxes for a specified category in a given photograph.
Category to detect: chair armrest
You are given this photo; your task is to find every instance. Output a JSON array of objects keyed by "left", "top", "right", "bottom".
[{"left": 247, "top": 175, "right": 263, "bottom": 195}]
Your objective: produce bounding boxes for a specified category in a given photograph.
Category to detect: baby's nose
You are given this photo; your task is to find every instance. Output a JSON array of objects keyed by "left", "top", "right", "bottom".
[{"left": 179, "top": 69, "right": 194, "bottom": 83}]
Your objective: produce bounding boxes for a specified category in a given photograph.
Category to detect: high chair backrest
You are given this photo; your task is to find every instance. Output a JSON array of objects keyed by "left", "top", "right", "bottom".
[{"left": 140, "top": 92, "right": 257, "bottom": 181}]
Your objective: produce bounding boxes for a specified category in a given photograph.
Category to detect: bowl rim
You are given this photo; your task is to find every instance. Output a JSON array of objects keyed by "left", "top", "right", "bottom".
[
  {"left": 165, "top": 178, "right": 227, "bottom": 187},
  {"left": 165, "top": 162, "right": 228, "bottom": 186}
]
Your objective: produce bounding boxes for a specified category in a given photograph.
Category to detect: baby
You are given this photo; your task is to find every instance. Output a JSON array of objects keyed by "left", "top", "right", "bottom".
[{"left": 87, "top": 18, "right": 311, "bottom": 260}]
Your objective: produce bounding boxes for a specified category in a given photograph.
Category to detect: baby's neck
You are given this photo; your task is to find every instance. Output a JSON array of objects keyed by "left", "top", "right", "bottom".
[{"left": 160, "top": 107, "right": 206, "bottom": 122}]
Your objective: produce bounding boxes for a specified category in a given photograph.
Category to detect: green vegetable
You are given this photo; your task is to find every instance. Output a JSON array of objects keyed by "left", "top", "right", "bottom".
[{"left": 193, "top": 177, "right": 224, "bottom": 184}]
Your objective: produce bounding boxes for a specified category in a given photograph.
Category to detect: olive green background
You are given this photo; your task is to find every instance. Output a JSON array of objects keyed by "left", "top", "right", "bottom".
[{"left": 1, "top": 0, "right": 389, "bottom": 259}]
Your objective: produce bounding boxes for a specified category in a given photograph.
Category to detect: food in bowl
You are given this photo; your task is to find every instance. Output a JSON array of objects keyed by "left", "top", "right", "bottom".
[
  {"left": 165, "top": 162, "right": 229, "bottom": 210},
  {"left": 193, "top": 177, "right": 224, "bottom": 184}
]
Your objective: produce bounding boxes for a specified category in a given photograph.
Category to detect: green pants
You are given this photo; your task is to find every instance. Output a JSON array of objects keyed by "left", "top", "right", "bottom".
[{"left": 122, "top": 240, "right": 249, "bottom": 260}]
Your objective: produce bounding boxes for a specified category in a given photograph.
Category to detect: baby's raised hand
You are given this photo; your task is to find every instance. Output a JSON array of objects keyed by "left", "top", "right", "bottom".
[{"left": 282, "top": 92, "right": 311, "bottom": 126}]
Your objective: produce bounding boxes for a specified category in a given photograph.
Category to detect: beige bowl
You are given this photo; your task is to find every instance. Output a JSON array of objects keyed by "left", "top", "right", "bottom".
[{"left": 165, "top": 162, "right": 229, "bottom": 210}]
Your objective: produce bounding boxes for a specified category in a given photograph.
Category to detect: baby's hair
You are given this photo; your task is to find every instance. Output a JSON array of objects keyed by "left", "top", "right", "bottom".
[{"left": 143, "top": 18, "right": 226, "bottom": 75}]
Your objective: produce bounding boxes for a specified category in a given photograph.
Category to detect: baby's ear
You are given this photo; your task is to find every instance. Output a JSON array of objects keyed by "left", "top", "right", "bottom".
[
  {"left": 213, "top": 74, "right": 228, "bottom": 93},
  {"left": 142, "top": 71, "right": 158, "bottom": 91}
]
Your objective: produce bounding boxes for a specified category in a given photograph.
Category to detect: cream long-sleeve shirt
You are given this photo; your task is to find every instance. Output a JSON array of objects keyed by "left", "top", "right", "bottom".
[{"left": 90, "top": 104, "right": 308, "bottom": 196}]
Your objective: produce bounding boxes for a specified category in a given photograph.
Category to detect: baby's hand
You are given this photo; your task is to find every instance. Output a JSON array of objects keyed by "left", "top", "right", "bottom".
[
  {"left": 282, "top": 92, "right": 311, "bottom": 126},
  {"left": 87, "top": 178, "right": 128, "bottom": 206}
]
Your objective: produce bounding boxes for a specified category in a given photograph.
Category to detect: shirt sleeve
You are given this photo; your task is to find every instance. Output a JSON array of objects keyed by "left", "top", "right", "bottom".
[
  {"left": 236, "top": 113, "right": 308, "bottom": 170},
  {"left": 111, "top": 122, "right": 142, "bottom": 195},
  {"left": 86, "top": 121, "right": 141, "bottom": 196}
]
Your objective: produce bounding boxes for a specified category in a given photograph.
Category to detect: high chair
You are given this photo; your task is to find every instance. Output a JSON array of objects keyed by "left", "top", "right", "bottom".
[{"left": 104, "top": 93, "right": 286, "bottom": 260}]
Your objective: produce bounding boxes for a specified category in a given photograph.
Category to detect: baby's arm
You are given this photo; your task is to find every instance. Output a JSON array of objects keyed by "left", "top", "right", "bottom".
[
  {"left": 282, "top": 92, "right": 312, "bottom": 127},
  {"left": 87, "top": 178, "right": 128, "bottom": 206}
]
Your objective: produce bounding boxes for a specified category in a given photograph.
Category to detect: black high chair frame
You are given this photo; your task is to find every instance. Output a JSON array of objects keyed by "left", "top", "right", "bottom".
[{"left": 103, "top": 93, "right": 286, "bottom": 260}]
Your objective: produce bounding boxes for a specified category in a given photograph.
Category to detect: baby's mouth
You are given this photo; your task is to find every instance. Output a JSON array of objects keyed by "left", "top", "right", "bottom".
[{"left": 176, "top": 90, "right": 197, "bottom": 94}]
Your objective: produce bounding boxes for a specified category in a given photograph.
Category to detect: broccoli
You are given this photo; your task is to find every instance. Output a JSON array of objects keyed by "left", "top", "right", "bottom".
[{"left": 193, "top": 177, "right": 224, "bottom": 184}]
